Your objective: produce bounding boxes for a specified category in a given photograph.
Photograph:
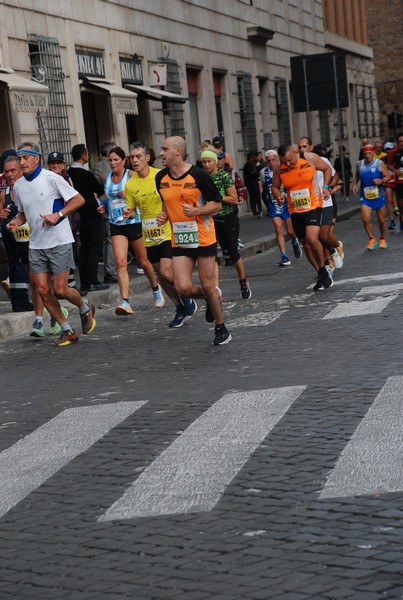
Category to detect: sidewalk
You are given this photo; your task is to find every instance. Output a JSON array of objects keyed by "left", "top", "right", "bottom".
[{"left": 0, "top": 196, "right": 360, "bottom": 340}]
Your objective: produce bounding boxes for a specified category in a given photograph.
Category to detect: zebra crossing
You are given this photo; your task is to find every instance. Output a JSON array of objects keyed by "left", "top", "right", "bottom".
[{"left": 0, "top": 377, "right": 401, "bottom": 522}]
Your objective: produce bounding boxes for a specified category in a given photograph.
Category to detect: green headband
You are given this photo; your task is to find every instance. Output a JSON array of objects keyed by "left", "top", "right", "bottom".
[{"left": 200, "top": 150, "right": 217, "bottom": 161}]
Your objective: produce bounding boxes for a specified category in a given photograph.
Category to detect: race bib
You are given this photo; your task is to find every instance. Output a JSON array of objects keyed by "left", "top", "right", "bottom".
[
  {"left": 110, "top": 198, "right": 126, "bottom": 222},
  {"left": 13, "top": 224, "right": 30, "bottom": 242},
  {"left": 363, "top": 186, "right": 379, "bottom": 200},
  {"left": 172, "top": 221, "right": 199, "bottom": 248},
  {"left": 290, "top": 188, "right": 311, "bottom": 210},
  {"left": 142, "top": 218, "right": 166, "bottom": 244}
]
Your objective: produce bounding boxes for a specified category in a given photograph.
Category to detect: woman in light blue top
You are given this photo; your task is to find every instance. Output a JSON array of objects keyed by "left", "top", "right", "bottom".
[{"left": 98, "top": 146, "right": 162, "bottom": 315}]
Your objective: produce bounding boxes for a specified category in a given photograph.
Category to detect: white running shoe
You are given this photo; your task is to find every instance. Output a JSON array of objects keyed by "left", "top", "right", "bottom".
[{"left": 153, "top": 284, "right": 165, "bottom": 308}]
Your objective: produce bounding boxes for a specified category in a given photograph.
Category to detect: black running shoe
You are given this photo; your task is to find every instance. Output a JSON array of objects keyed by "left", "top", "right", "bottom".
[
  {"left": 313, "top": 274, "right": 324, "bottom": 291},
  {"left": 320, "top": 267, "right": 334, "bottom": 289},
  {"left": 212, "top": 324, "right": 232, "bottom": 346},
  {"left": 240, "top": 279, "right": 252, "bottom": 300}
]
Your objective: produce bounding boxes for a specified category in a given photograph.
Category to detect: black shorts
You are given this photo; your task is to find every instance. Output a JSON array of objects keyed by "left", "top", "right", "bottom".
[
  {"left": 110, "top": 222, "right": 142, "bottom": 241},
  {"left": 395, "top": 183, "right": 403, "bottom": 200},
  {"left": 291, "top": 208, "right": 322, "bottom": 239},
  {"left": 172, "top": 242, "right": 217, "bottom": 258},
  {"left": 146, "top": 240, "right": 173, "bottom": 264},
  {"left": 332, "top": 195, "right": 338, "bottom": 219},
  {"left": 321, "top": 206, "right": 334, "bottom": 226}
]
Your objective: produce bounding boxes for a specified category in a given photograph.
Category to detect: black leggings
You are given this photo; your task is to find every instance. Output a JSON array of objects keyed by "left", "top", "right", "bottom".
[{"left": 214, "top": 212, "right": 240, "bottom": 263}]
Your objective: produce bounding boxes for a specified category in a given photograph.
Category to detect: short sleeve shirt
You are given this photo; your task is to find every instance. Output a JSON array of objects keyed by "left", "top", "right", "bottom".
[
  {"left": 125, "top": 167, "right": 172, "bottom": 247},
  {"left": 210, "top": 169, "right": 235, "bottom": 217},
  {"left": 155, "top": 165, "right": 221, "bottom": 247},
  {"left": 13, "top": 169, "right": 77, "bottom": 249}
]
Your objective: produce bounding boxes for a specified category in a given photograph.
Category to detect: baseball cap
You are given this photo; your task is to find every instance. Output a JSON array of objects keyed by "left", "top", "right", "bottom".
[
  {"left": 1, "top": 148, "right": 18, "bottom": 162},
  {"left": 212, "top": 136, "right": 222, "bottom": 148},
  {"left": 217, "top": 151, "right": 225, "bottom": 159},
  {"left": 47, "top": 151, "right": 65, "bottom": 163},
  {"left": 384, "top": 142, "right": 394, "bottom": 150}
]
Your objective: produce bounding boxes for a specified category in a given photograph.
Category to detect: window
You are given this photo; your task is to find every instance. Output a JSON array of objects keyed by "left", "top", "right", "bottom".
[
  {"left": 355, "top": 84, "right": 379, "bottom": 139},
  {"left": 237, "top": 73, "right": 258, "bottom": 152},
  {"left": 186, "top": 68, "right": 201, "bottom": 162},
  {"left": 28, "top": 34, "right": 71, "bottom": 158},
  {"left": 163, "top": 59, "right": 185, "bottom": 137},
  {"left": 213, "top": 72, "right": 224, "bottom": 139},
  {"left": 275, "top": 79, "right": 291, "bottom": 146}
]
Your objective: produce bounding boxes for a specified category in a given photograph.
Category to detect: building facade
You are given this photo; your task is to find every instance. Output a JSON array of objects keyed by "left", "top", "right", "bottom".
[
  {"left": 0, "top": 0, "right": 379, "bottom": 168},
  {"left": 365, "top": 0, "right": 403, "bottom": 140}
]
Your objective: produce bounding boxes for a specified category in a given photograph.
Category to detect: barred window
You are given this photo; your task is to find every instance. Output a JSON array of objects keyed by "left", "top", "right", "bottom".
[
  {"left": 28, "top": 34, "right": 71, "bottom": 159},
  {"left": 163, "top": 59, "right": 186, "bottom": 138},
  {"left": 237, "top": 72, "right": 258, "bottom": 152},
  {"left": 275, "top": 79, "right": 291, "bottom": 146}
]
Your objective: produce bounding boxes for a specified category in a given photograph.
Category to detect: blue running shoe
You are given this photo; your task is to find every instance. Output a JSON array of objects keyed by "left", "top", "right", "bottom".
[
  {"left": 180, "top": 297, "right": 198, "bottom": 317},
  {"left": 169, "top": 305, "right": 188, "bottom": 328},
  {"left": 30, "top": 318, "right": 44, "bottom": 338},
  {"left": 279, "top": 254, "right": 291, "bottom": 267}
]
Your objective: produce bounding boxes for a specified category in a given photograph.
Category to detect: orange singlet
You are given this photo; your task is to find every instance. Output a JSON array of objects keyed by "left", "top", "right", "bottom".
[
  {"left": 280, "top": 158, "right": 322, "bottom": 214},
  {"left": 155, "top": 165, "right": 221, "bottom": 248}
]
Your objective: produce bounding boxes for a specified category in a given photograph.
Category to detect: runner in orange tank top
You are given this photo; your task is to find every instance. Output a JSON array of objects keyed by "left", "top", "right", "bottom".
[
  {"left": 156, "top": 136, "right": 232, "bottom": 346},
  {"left": 271, "top": 144, "right": 334, "bottom": 291}
]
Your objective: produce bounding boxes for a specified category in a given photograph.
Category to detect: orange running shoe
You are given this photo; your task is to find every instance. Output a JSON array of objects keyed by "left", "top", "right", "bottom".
[
  {"left": 379, "top": 238, "right": 388, "bottom": 249},
  {"left": 367, "top": 237, "right": 378, "bottom": 251}
]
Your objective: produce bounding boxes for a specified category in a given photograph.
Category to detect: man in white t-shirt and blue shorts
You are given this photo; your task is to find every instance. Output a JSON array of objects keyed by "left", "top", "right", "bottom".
[{"left": 7, "top": 142, "right": 96, "bottom": 346}]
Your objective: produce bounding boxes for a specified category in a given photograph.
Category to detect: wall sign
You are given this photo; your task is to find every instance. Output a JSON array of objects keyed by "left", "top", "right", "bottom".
[
  {"left": 119, "top": 57, "right": 143, "bottom": 84},
  {"left": 76, "top": 49, "right": 105, "bottom": 78},
  {"left": 149, "top": 63, "right": 167, "bottom": 87},
  {"left": 10, "top": 91, "right": 48, "bottom": 113}
]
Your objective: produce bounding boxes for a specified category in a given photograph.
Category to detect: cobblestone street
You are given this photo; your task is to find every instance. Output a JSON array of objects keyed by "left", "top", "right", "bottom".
[{"left": 0, "top": 213, "right": 402, "bottom": 599}]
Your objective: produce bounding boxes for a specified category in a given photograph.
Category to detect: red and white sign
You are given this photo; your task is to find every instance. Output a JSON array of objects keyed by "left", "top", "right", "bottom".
[{"left": 149, "top": 63, "right": 167, "bottom": 87}]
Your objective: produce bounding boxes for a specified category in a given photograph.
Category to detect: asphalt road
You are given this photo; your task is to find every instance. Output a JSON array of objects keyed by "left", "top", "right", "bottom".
[{"left": 0, "top": 213, "right": 402, "bottom": 599}]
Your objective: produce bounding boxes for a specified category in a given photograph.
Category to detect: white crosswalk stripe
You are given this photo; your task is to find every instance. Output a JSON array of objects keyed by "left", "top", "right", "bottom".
[
  {"left": 0, "top": 402, "right": 145, "bottom": 518},
  {"left": 320, "top": 376, "right": 403, "bottom": 499},
  {"left": 323, "top": 296, "right": 398, "bottom": 319},
  {"left": 0, "top": 376, "right": 401, "bottom": 521},
  {"left": 99, "top": 386, "right": 306, "bottom": 521}
]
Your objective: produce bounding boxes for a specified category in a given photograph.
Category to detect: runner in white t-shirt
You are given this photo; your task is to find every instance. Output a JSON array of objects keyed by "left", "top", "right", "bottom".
[{"left": 7, "top": 142, "right": 97, "bottom": 346}]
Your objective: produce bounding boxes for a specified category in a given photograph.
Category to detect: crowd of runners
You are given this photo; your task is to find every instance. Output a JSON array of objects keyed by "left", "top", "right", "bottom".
[{"left": 0, "top": 132, "right": 402, "bottom": 346}]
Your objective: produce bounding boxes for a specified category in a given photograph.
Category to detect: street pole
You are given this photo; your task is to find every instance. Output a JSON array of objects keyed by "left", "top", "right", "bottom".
[
  {"left": 302, "top": 58, "right": 312, "bottom": 141},
  {"left": 332, "top": 53, "right": 347, "bottom": 201}
]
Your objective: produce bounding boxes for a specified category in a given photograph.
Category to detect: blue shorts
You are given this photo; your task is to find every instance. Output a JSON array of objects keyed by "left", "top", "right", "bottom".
[
  {"left": 267, "top": 204, "right": 290, "bottom": 220},
  {"left": 360, "top": 197, "right": 386, "bottom": 210}
]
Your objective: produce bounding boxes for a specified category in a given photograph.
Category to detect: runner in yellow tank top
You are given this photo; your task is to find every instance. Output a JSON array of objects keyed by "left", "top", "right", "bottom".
[{"left": 271, "top": 144, "right": 334, "bottom": 291}]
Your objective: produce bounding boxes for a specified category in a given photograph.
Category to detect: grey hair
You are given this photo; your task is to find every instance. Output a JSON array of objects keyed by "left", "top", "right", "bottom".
[
  {"left": 100, "top": 141, "right": 116, "bottom": 157},
  {"left": 3, "top": 155, "right": 21, "bottom": 168},
  {"left": 129, "top": 141, "right": 151, "bottom": 155},
  {"left": 265, "top": 149, "right": 279, "bottom": 157},
  {"left": 17, "top": 141, "right": 41, "bottom": 154}
]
